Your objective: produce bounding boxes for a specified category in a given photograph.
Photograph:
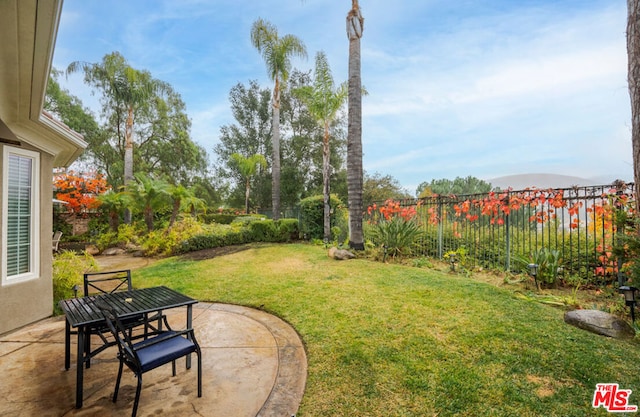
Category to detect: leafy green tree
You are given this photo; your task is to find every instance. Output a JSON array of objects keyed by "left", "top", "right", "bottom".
[
  {"left": 45, "top": 69, "right": 104, "bottom": 160},
  {"left": 251, "top": 19, "right": 307, "bottom": 220},
  {"left": 294, "top": 52, "right": 348, "bottom": 241},
  {"left": 416, "top": 176, "right": 493, "bottom": 198},
  {"left": 346, "top": 0, "right": 365, "bottom": 250},
  {"left": 231, "top": 153, "right": 268, "bottom": 214},
  {"left": 214, "top": 81, "right": 273, "bottom": 210},
  {"left": 65, "top": 52, "right": 208, "bottom": 219},
  {"left": 629, "top": 0, "right": 640, "bottom": 215},
  {"left": 363, "top": 172, "right": 412, "bottom": 208}
]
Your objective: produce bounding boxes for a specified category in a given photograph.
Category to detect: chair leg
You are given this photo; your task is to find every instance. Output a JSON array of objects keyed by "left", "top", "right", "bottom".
[
  {"left": 197, "top": 350, "right": 202, "bottom": 397},
  {"left": 132, "top": 374, "right": 143, "bottom": 417},
  {"left": 172, "top": 360, "right": 176, "bottom": 376},
  {"left": 113, "top": 360, "right": 124, "bottom": 403}
]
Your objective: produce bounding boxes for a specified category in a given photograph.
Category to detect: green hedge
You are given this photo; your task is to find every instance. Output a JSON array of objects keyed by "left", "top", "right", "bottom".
[
  {"left": 177, "top": 218, "right": 300, "bottom": 254},
  {"left": 299, "top": 194, "right": 346, "bottom": 240}
]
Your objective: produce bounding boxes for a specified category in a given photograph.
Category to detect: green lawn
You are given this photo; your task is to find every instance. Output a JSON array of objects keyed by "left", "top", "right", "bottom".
[{"left": 135, "top": 243, "right": 640, "bottom": 416}]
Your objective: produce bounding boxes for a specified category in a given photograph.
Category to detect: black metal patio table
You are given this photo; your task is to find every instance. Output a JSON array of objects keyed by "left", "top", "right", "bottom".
[{"left": 59, "top": 286, "right": 198, "bottom": 408}]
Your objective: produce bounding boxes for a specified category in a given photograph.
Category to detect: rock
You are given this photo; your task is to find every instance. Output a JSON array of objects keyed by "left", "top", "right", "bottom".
[
  {"left": 84, "top": 244, "right": 100, "bottom": 256},
  {"left": 328, "top": 247, "right": 356, "bottom": 260},
  {"left": 101, "top": 247, "right": 126, "bottom": 256},
  {"left": 564, "top": 310, "right": 635, "bottom": 339}
]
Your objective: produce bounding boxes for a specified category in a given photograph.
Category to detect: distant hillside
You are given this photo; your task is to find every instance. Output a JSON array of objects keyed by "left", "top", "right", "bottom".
[{"left": 487, "top": 174, "right": 599, "bottom": 190}]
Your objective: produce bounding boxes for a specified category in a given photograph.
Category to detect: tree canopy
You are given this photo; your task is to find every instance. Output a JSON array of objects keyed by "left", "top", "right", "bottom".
[
  {"left": 64, "top": 52, "right": 209, "bottom": 188},
  {"left": 416, "top": 176, "right": 494, "bottom": 198}
]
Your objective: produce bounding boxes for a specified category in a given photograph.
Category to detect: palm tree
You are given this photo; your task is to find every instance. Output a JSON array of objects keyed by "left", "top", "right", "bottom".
[
  {"left": 166, "top": 184, "right": 205, "bottom": 231},
  {"left": 97, "top": 190, "right": 129, "bottom": 232},
  {"left": 128, "top": 173, "right": 170, "bottom": 232},
  {"left": 231, "top": 153, "right": 268, "bottom": 214},
  {"left": 628, "top": 0, "right": 640, "bottom": 215},
  {"left": 294, "top": 51, "right": 348, "bottom": 241},
  {"left": 250, "top": 18, "right": 307, "bottom": 220},
  {"left": 67, "top": 52, "right": 169, "bottom": 223},
  {"left": 346, "top": 0, "right": 365, "bottom": 250}
]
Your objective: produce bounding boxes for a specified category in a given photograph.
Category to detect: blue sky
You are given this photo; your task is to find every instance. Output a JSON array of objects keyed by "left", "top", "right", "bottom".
[{"left": 52, "top": 0, "right": 631, "bottom": 193}]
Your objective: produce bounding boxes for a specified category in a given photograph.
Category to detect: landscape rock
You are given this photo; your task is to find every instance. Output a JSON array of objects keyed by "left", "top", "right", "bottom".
[
  {"left": 84, "top": 244, "right": 100, "bottom": 256},
  {"left": 564, "top": 309, "right": 635, "bottom": 339},
  {"left": 101, "top": 247, "right": 126, "bottom": 256},
  {"left": 328, "top": 247, "right": 356, "bottom": 260}
]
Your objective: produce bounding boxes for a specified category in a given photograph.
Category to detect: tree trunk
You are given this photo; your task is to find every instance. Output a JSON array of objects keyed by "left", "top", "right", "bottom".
[
  {"left": 168, "top": 199, "right": 180, "bottom": 232},
  {"left": 346, "top": 1, "right": 365, "bottom": 250},
  {"left": 323, "top": 123, "right": 331, "bottom": 242},
  {"left": 628, "top": 0, "right": 640, "bottom": 215},
  {"left": 144, "top": 206, "right": 153, "bottom": 232},
  {"left": 272, "top": 79, "right": 281, "bottom": 220},
  {"left": 245, "top": 178, "right": 251, "bottom": 215},
  {"left": 124, "top": 105, "right": 134, "bottom": 224}
]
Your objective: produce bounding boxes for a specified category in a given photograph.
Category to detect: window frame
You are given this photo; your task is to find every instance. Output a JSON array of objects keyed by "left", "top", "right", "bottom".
[{"left": 2, "top": 146, "right": 40, "bottom": 285}]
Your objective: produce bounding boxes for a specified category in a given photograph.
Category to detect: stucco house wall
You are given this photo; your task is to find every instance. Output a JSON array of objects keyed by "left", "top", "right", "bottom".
[
  {"left": 0, "top": 143, "right": 55, "bottom": 334},
  {"left": 0, "top": 0, "right": 86, "bottom": 335}
]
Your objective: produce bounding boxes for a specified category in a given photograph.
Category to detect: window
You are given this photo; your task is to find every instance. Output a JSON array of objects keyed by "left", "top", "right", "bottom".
[{"left": 2, "top": 146, "right": 40, "bottom": 284}]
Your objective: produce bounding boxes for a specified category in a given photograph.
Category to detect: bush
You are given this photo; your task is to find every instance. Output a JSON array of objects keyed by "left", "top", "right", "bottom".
[
  {"left": 142, "top": 217, "right": 205, "bottom": 256},
  {"left": 299, "top": 194, "right": 345, "bottom": 240},
  {"left": 177, "top": 223, "right": 252, "bottom": 254},
  {"left": 368, "top": 216, "right": 424, "bottom": 259},
  {"left": 249, "top": 218, "right": 300, "bottom": 242},
  {"left": 198, "top": 213, "right": 237, "bottom": 224},
  {"left": 95, "top": 223, "right": 142, "bottom": 251},
  {"left": 52, "top": 251, "right": 98, "bottom": 314},
  {"left": 177, "top": 218, "right": 300, "bottom": 254}
]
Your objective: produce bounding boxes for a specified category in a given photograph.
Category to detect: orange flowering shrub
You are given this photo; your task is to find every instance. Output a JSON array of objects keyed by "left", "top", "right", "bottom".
[{"left": 53, "top": 170, "right": 110, "bottom": 215}]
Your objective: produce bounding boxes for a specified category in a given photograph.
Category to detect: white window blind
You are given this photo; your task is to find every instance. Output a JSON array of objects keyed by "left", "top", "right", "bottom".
[
  {"left": 2, "top": 146, "right": 40, "bottom": 284},
  {"left": 6, "top": 154, "right": 32, "bottom": 276}
]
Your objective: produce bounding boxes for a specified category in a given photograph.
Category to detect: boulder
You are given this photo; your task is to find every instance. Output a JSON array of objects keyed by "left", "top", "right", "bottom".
[
  {"left": 328, "top": 247, "right": 356, "bottom": 260},
  {"left": 101, "top": 247, "right": 126, "bottom": 256},
  {"left": 564, "top": 310, "right": 635, "bottom": 339},
  {"left": 84, "top": 244, "right": 100, "bottom": 256}
]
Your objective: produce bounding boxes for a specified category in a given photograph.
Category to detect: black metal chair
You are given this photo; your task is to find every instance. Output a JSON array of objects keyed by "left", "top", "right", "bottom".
[
  {"left": 99, "top": 304, "right": 202, "bottom": 417},
  {"left": 81, "top": 270, "right": 168, "bottom": 368}
]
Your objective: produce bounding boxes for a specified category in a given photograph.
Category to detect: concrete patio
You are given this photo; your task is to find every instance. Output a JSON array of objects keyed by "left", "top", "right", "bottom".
[{"left": 0, "top": 302, "right": 307, "bottom": 416}]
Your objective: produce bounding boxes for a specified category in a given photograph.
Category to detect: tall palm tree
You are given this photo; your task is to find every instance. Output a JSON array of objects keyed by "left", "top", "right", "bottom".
[
  {"left": 294, "top": 51, "right": 348, "bottom": 241},
  {"left": 67, "top": 52, "right": 169, "bottom": 223},
  {"left": 346, "top": 0, "right": 365, "bottom": 250},
  {"left": 231, "top": 153, "right": 268, "bottom": 214},
  {"left": 251, "top": 18, "right": 307, "bottom": 220},
  {"left": 628, "top": 0, "right": 640, "bottom": 215}
]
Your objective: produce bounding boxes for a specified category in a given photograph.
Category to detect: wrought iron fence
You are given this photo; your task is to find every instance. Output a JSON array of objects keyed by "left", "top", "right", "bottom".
[{"left": 365, "top": 182, "right": 635, "bottom": 282}]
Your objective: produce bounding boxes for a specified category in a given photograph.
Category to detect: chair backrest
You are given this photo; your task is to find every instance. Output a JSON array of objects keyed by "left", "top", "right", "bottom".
[
  {"left": 98, "top": 303, "right": 139, "bottom": 367},
  {"left": 84, "top": 269, "right": 133, "bottom": 297},
  {"left": 52, "top": 231, "right": 62, "bottom": 251}
]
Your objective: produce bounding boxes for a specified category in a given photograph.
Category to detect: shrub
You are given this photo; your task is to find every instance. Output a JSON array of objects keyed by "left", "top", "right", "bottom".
[
  {"left": 52, "top": 251, "right": 97, "bottom": 314},
  {"left": 368, "top": 216, "right": 424, "bottom": 259},
  {"left": 198, "top": 213, "right": 237, "bottom": 224},
  {"left": 248, "top": 218, "right": 300, "bottom": 242},
  {"left": 142, "top": 217, "right": 205, "bottom": 256},
  {"left": 299, "top": 194, "right": 345, "bottom": 240},
  {"left": 177, "top": 223, "right": 252, "bottom": 254},
  {"left": 95, "top": 223, "right": 142, "bottom": 251}
]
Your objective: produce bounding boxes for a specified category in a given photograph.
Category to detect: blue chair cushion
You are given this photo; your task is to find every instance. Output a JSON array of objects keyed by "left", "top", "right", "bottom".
[{"left": 133, "top": 331, "right": 197, "bottom": 372}]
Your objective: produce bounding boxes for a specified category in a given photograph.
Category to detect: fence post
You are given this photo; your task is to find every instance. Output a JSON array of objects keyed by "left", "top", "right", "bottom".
[
  {"left": 438, "top": 197, "right": 443, "bottom": 259},
  {"left": 505, "top": 190, "right": 511, "bottom": 271}
]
